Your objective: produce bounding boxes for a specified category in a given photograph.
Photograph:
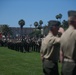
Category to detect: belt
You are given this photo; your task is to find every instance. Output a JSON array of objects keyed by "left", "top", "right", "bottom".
[
  {"left": 64, "top": 58, "right": 74, "bottom": 62},
  {"left": 44, "top": 58, "right": 51, "bottom": 61},
  {"left": 44, "top": 58, "right": 57, "bottom": 62}
]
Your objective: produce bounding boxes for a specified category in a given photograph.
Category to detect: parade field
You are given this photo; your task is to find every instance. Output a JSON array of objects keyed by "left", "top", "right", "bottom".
[{"left": 0, "top": 47, "right": 61, "bottom": 75}]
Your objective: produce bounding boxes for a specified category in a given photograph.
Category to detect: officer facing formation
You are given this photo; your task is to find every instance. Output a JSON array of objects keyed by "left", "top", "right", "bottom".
[
  {"left": 60, "top": 10, "right": 76, "bottom": 75},
  {"left": 40, "top": 20, "right": 61, "bottom": 75}
]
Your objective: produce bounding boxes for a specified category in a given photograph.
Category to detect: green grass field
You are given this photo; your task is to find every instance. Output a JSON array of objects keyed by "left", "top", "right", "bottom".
[{"left": 0, "top": 47, "right": 61, "bottom": 75}]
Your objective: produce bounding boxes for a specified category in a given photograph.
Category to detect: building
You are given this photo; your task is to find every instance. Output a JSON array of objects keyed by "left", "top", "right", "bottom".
[
  {"left": 10, "top": 27, "right": 35, "bottom": 37},
  {"left": 0, "top": 24, "right": 35, "bottom": 37},
  {"left": 0, "top": 24, "right": 49, "bottom": 38}
]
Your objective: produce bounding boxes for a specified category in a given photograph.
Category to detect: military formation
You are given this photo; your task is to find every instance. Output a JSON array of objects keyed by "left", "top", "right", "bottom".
[{"left": 0, "top": 37, "right": 42, "bottom": 53}]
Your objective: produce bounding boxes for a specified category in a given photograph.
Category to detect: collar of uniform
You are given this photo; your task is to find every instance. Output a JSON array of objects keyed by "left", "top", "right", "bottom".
[{"left": 48, "top": 32, "right": 54, "bottom": 37}]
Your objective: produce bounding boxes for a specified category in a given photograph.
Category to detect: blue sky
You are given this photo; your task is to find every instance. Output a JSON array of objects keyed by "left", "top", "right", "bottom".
[{"left": 0, "top": 0, "right": 76, "bottom": 27}]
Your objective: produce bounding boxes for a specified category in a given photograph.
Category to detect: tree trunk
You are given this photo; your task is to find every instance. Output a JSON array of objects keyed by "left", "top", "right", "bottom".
[{"left": 21, "top": 27, "right": 23, "bottom": 41}]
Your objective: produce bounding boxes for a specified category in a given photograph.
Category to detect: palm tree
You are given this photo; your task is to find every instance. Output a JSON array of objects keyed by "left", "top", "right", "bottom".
[
  {"left": 34, "top": 21, "right": 38, "bottom": 28},
  {"left": 38, "top": 20, "right": 43, "bottom": 30},
  {"left": 18, "top": 19, "right": 25, "bottom": 41},
  {"left": 59, "top": 13, "right": 62, "bottom": 22},
  {"left": 38, "top": 20, "right": 43, "bottom": 35},
  {"left": 56, "top": 15, "right": 59, "bottom": 21},
  {"left": 55, "top": 14, "right": 62, "bottom": 22},
  {"left": 39, "top": 20, "right": 43, "bottom": 26},
  {"left": 18, "top": 19, "right": 25, "bottom": 29},
  {"left": 34, "top": 21, "right": 38, "bottom": 32}
]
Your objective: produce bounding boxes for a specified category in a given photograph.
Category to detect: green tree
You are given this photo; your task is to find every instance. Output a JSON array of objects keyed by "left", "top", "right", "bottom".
[
  {"left": 2, "top": 25, "right": 12, "bottom": 39},
  {"left": 29, "top": 30, "right": 41, "bottom": 38},
  {"left": 38, "top": 25, "right": 42, "bottom": 30},
  {"left": 43, "top": 25, "right": 49, "bottom": 35},
  {"left": 62, "top": 20, "right": 68, "bottom": 30}
]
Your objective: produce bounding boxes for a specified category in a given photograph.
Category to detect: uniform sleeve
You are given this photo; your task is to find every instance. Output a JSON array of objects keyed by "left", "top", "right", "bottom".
[
  {"left": 40, "top": 44, "right": 43, "bottom": 54},
  {"left": 53, "top": 37, "right": 60, "bottom": 44},
  {"left": 40, "top": 41, "right": 44, "bottom": 61},
  {"left": 74, "top": 30, "right": 76, "bottom": 40},
  {"left": 40, "top": 38, "right": 47, "bottom": 55},
  {"left": 40, "top": 39, "right": 44, "bottom": 54}
]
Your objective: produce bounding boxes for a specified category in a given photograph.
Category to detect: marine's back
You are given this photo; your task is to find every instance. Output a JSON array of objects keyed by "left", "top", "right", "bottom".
[{"left": 60, "top": 25, "right": 76, "bottom": 59}]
